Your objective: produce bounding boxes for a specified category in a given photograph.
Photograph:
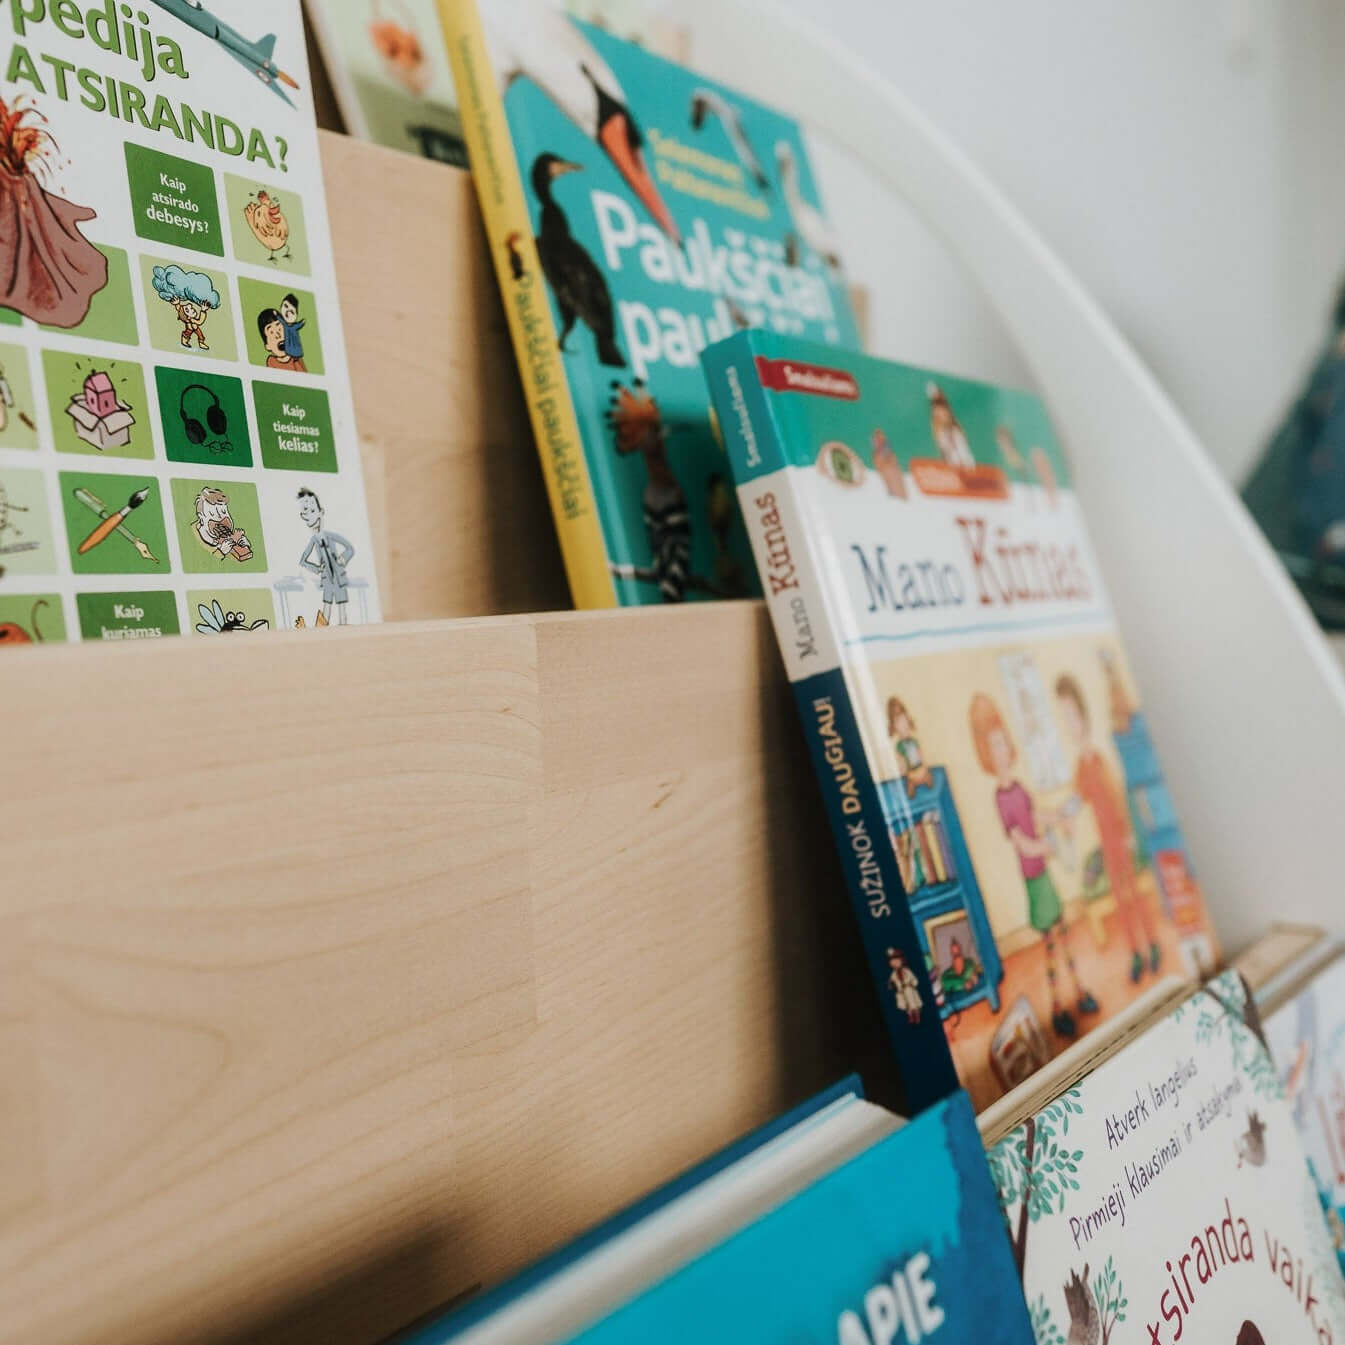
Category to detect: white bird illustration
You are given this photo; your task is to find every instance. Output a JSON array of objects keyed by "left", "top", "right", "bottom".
[
  {"left": 690, "top": 87, "right": 769, "bottom": 193},
  {"left": 484, "top": 0, "right": 683, "bottom": 245},
  {"left": 776, "top": 139, "right": 843, "bottom": 274}
]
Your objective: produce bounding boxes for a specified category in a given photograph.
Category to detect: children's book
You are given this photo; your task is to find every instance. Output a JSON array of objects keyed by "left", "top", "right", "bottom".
[
  {"left": 436, "top": 0, "right": 860, "bottom": 608},
  {"left": 0, "top": 0, "right": 381, "bottom": 643},
  {"left": 1238, "top": 925, "right": 1345, "bottom": 1274},
  {"left": 305, "top": 0, "right": 468, "bottom": 166},
  {"left": 702, "top": 331, "right": 1218, "bottom": 1113},
  {"left": 306, "top": 0, "right": 687, "bottom": 172},
  {"left": 396, "top": 1083, "right": 1032, "bottom": 1345},
  {"left": 983, "top": 969, "right": 1345, "bottom": 1345}
]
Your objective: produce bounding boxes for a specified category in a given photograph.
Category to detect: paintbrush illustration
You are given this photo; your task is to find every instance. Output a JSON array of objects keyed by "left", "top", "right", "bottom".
[
  {"left": 77, "top": 487, "right": 153, "bottom": 558},
  {"left": 74, "top": 487, "right": 159, "bottom": 563}
]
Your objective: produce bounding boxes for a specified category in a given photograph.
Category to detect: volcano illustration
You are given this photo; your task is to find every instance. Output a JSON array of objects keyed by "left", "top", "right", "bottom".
[{"left": 0, "top": 94, "right": 107, "bottom": 328}]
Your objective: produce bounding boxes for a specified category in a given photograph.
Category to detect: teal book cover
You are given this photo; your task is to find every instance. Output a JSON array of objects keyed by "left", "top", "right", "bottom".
[
  {"left": 702, "top": 331, "right": 1219, "bottom": 1115},
  {"left": 448, "top": 0, "right": 861, "bottom": 606},
  {"left": 404, "top": 1090, "right": 1034, "bottom": 1345}
]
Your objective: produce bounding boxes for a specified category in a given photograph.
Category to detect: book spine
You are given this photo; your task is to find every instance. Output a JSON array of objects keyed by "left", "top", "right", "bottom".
[
  {"left": 435, "top": 0, "right": 618, "bottom": 610},
  {"left": 702, "top": 336, "right": 960, "bottom": 1112}
]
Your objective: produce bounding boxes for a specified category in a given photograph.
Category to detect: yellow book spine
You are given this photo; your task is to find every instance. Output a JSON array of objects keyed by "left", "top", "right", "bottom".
[{"left": 435, "top": 0, "right": 618, "bottom": 609}]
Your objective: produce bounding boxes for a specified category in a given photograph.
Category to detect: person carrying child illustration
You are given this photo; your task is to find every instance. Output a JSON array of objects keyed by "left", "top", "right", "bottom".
[
  {"left": 1054, "top": 674, "right": 1160, "bottom": 984},
  {"left": 970, "top": 692, "right": 1099, "bottom": 1040}
]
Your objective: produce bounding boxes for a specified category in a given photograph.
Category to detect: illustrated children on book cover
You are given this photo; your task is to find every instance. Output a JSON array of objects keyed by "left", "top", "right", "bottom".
[
  {"left": 441, "top": 0, "right": 860, "bottom": 608},
  {"left": 989, "top": 972, "right": 1345, "bottom": 1345},
  {"left": 702, "top": 333, "right": 1219, "bottom": 1111}
]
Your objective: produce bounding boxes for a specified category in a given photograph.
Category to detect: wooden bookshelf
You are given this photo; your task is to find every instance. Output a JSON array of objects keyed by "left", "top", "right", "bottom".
[
  {"left": 0, "top": 601, "right": 888, "bottom": 1345},
  {"left": 324, "top": 133, "right": 569, "bottom": 624}
]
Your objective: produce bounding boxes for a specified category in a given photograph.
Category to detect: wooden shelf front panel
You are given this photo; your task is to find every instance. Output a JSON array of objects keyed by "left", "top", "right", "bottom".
[{"left": 0, "top": 604, "right": 886, "bottom": 1345}]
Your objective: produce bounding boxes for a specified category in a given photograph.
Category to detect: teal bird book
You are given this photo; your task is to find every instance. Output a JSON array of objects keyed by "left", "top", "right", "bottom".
[
  {"left": 395, "top": 1083, "right": 1033, "bottom": 1345},
  {"left": 701, "top": 331, "right": 1219, "bottom": 1114},
  {"left": 438, "top": 0, "right": 861, "bottom": 608}
]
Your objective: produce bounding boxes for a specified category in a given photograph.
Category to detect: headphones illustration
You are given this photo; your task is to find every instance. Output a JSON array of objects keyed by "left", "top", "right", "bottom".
[{"left": 179, "top": 383, "right": 230, "bottom": 451}]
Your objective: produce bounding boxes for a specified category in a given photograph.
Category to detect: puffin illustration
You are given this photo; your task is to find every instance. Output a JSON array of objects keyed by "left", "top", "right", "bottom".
[
  {"left": 485, "top": 0, "right": 682, "bottom": 245},
  {"left": 531, "top": 154, "right": 624, "bottom": 367},
  {"left": 776, "top": 139, "right": 843, "bottom": 274},
  {"left": 690, "top": 87, "right": 769, "bottom": 193}
]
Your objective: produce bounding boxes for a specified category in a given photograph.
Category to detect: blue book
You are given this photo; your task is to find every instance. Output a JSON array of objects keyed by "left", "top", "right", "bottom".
[
  {"left": 701, "top": 331, "right": 1220, "bottom": 1115},
  {"left": 396, "top": 1085, "right": 1030, "bottom": 1345},
  {"left": 438, "top": 0, "right": 860, "bottom": 608}
]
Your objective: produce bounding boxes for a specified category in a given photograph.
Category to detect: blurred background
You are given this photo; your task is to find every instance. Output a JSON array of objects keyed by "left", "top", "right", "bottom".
[{"left": 688, "top": 0, "right": 1345, "bottom": 487}]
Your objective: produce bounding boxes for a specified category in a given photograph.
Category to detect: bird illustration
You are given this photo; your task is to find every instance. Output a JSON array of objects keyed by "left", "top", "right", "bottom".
[
  {"left": 1062, "top": 1265, "right": 1100, "bottom": 1345},
  {"left": 706, "top": 471, "right": 745, "bottom": 594},
  {"left": 484, "top": 0, "right": 682, "bottom": 245},
  {"left": 689, "top": 87, "right": 769, "bottom": 193},
  {"left": 505, "top": 231, "right": 528, "bottom": 281},
  {"left": 776, "top": 140, "right": 843, "bottom": 274},
  {"left": 1236, "top": 1111, "right": 1267, "bottom": 1168},
  {"left": 243, "top": 190, "right": 291, "bottom": 262},
  {"left": 606, "top": 381, "right": 690, "bottom": 601},
  {"left": 531, "top": 154, "right": 624, "bottom": 367}
]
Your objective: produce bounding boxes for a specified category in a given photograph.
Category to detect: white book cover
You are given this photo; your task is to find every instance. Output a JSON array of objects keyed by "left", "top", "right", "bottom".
[
  {"left": 1265, "top": 955, "right": 1345, "bottom": 1276},
  {"left": 989, "top": 970, "right": 1345, "bottom": 1345},
  {"left": 0, "top": 0, "right": 380, "bottom": 643}
]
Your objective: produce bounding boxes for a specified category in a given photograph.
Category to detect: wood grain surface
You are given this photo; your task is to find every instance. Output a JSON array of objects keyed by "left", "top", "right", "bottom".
[{"left": 0, "top": 605, "right": 888, "bottom": 1345}]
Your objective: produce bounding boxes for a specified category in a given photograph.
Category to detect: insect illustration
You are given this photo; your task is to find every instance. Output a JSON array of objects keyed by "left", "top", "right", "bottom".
[{"left": 195, "top": 599, "right": 270, "bottom": 634}]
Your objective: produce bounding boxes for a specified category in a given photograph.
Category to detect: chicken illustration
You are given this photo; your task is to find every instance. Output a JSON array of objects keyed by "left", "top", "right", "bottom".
[
  {"left": 1063, "top": 1265, "right": 1100, "bottom": 1345},
  {"left": 1236, "top": 1111, "right": 1267, "bottom": 1168},
  {"left": 243, "top": 190, "right": 291, "bottom": 263}
]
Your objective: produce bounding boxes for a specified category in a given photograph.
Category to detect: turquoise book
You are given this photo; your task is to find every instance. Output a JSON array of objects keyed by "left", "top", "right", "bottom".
[
  {"left": 438, "top": 0, "right": 861, "bottom": 608},
  {"left": 701, "top": 331, "right": 1219, "bottom": 1115},
  {"left": 395, "top": 1084, "right": 1033, "bottom": 1345}
]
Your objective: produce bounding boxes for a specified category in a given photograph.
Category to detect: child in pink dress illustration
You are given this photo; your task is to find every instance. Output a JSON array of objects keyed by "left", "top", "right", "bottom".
[{"left": 970, "top": 693, "right": 1098, "bottom": 1040}]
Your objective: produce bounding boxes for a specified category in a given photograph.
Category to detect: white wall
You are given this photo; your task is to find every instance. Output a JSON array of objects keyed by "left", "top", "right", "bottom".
[{"left": 692, "top": 0, "right": 1345, "bottom": 483}]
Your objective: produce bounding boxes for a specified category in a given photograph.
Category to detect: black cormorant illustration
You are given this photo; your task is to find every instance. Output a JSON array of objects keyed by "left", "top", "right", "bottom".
[{"left": 530, "top": 153, "right": 625, "bottom": 368}]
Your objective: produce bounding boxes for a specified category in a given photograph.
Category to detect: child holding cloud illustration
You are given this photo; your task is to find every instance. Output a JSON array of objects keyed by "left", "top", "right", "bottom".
[{"left": 152, "top": 265, "right": 221, "bottom": 351}]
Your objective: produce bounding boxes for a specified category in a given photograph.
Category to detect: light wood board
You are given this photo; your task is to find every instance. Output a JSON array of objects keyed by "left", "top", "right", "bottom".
[
  {"left": 324, "top": 132, "right": 570, "bottom": 623},
  {"left": 0, "top": 604, "right": 887, "bottom": 1345}
]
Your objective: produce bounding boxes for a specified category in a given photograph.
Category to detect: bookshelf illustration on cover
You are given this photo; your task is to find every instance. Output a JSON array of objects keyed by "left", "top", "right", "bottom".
[
  {"left": 881, "top": 770, "right": 1004, "bottom": 1019},
  {"left": 437, "top": 0, "right": 860, "bottom": 609},
  {"left": 702, "top": 331, "right": 1220, "bottom": 1112}
]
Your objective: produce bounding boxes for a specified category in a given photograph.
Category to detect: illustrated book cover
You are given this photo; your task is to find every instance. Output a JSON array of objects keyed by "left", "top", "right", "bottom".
[
  {"left": 305, "top": 0, "right": 686, "bottom": 170},
  {"left": 0, "top": 0, "right": 381, "bottom": 644},
  {"left": 1252, "top": 934, "right": 1345, "bottom": 1273},
  {"left": 986, "top": 969, "right": 1345, "bottom": 1345},
  {"left": 305, "top": 0, "right": 468, "bottom": 166},
  {"left": 401, "top": 1088, "right": 1033, "bottom": 1345},
  {"left": 436, "top": 0, "right": 860, "bottom": 608},
  {"left": 702, "top": 330, "right": 1218, "bottom": 1112}
]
